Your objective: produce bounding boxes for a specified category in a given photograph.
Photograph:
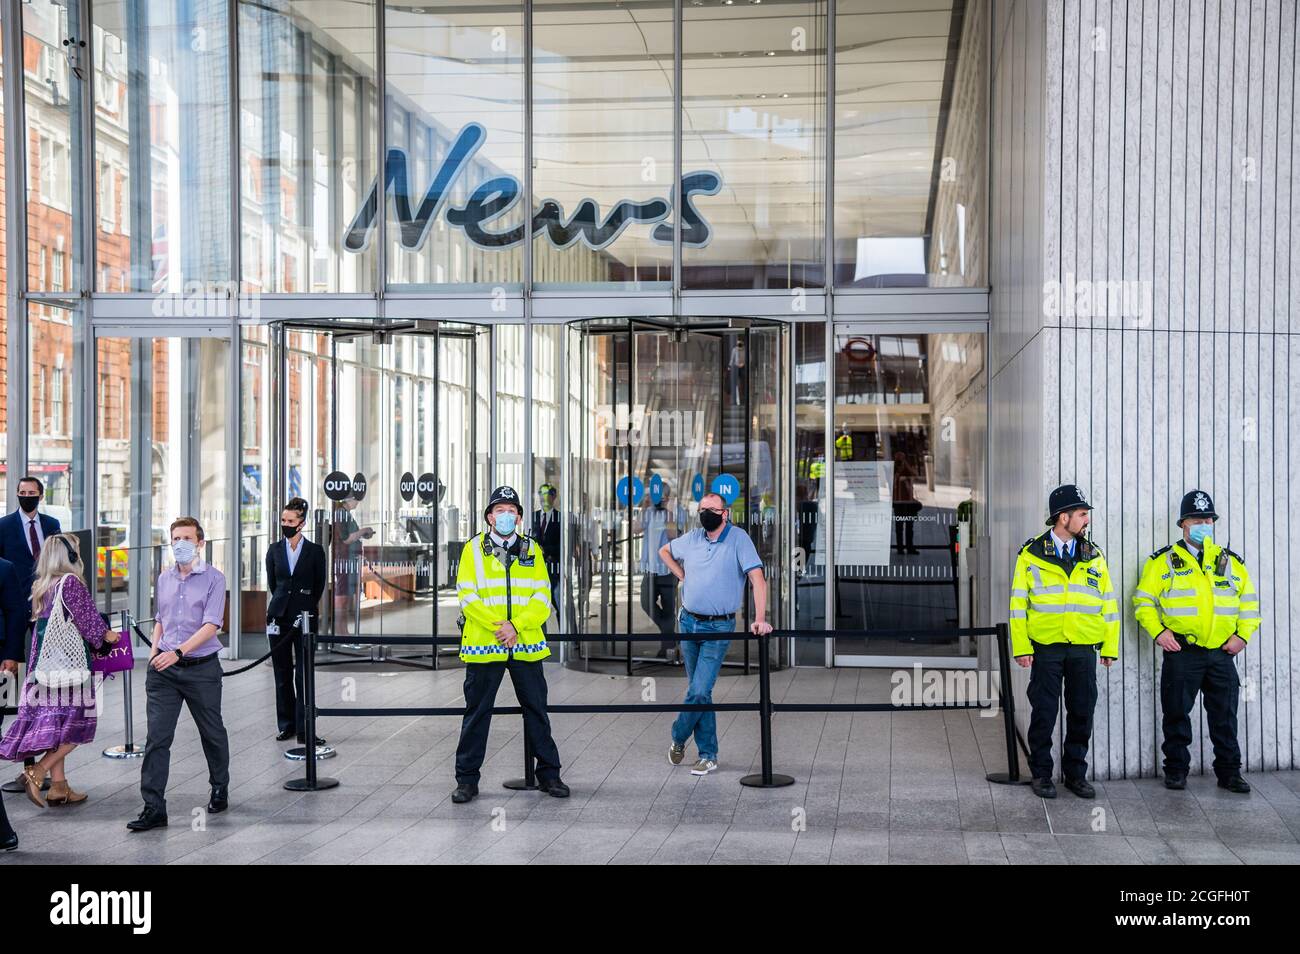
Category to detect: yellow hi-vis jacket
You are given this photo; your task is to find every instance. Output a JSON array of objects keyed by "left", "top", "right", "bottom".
[
  {"left": 456, "top": 531, "right": 552, "bottom": 663},
  {"left": 1009, "top": 532, "right": 1120, "bottom": 658},
  {"left": 1132, "top": 539, "right": 1260, "bottom": 650}
]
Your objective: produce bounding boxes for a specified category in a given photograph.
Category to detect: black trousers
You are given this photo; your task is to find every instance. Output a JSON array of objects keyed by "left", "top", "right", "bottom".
[
  {"left": 1160, "top": 641, "right": 1242, "bottom": 779},
  {"left": 1026, "top": 642, "right": 1098, "bottom": 781},
  {"left": 455, "top": 658, "right": 562, "bottom": 787},
  {"left": 141, "top": 656, "right": 230, "bottom": 812},
  {"left": 269, "top": 625, "right": 306, "bottom": 735}
]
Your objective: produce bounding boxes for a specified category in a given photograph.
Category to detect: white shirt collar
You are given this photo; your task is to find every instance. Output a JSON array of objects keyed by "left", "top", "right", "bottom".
[{"left": 1050, "top": 529, "right": 1075, "bottom": 555}]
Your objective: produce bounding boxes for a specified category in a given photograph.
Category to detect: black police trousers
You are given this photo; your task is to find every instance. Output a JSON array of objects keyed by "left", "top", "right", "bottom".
[
  {"left": 1160, "top": 640, "right": 1241, "bottom": 779},
  {"left": 455, "top": 657, "right": 562, "bottom": 787},
  {"left": 1026, "top": 642, "right": 1098, "bottom": 781}
]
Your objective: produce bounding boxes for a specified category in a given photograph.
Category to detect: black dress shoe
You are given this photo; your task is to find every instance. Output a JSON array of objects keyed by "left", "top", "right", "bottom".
[
  {"left": 1217, "top": 774, "right": 1251, "bottom": 794},
  {"left": 275, "top": 729, "right": 295, "bottom": 741},
  {"left": 0, "top": 832, "right": 17, "bottom": 852},
  {"left": 2, "top": 773, "right": 49, "bottom": 794},
  {"left": 537, "top": 778, "right": 570, "bottom": 798},
  {"left": 207, "top": 787, "right": 229, "bottom": 814},
  {"left": 126, "top": 807, "right": 169, "bottom": 832},
  {"left": 1031, "top": 777, "right": 1057, "bottom": 799},
  {"left": 1063, "top": 777, "right": 1096, "bottom": 799},
  {"left": 296, "top": 735, "right": 328, "bottom": 746},
  {"left": 1163, "top": 772, "right": 1187, "bottom": 790},
  {"left": 451, "top": 784, "right": 478, "bottom": 804}
]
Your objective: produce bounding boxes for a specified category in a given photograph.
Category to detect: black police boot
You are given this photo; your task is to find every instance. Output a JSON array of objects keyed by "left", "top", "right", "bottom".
[
  {"left": 1031, "top": 777, "right": 1057, "bottom": 799},
  {"left": 1217, "top": 774, "right": 1251, "bottom": 794},
  {"left": 1063, "top": 777, "right": 1096, "bottom": 799},
  {"left": 126, "top": 807, "right": 169, "bottom": 832},
  {"left": 1163, "top": 772, "right": 1187, "bottom": 790},
  {"left": 537, "top": 778, "right": 570, "bottom": 799},
  {"left": 207, "top": 786, "right": 229, "bottom": 814},
  {"left": 451, "top": 783, "right": 478, "bottom": 804},
  {"left": 0, "top": 831, "right": 17, "bottom": 852}
]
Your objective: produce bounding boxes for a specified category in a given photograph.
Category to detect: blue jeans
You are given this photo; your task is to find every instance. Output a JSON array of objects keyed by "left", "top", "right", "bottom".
[{"left": 671, "top": 610, "right": 734, "bottom": 760}]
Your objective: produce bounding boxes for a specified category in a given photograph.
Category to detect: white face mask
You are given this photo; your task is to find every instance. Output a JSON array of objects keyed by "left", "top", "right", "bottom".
[{"left": 172, "top": 539, "right": 197, "bottom": 564}]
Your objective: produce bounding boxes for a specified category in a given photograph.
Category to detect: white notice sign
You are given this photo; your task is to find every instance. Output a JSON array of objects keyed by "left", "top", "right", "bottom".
[{"left": 812, "top": 460, "right": 894, "bottom": 567}]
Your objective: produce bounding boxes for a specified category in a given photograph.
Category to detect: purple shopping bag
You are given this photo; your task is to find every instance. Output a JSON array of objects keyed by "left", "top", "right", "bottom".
[{"left": 92, "top": 627, "right": 135, "bottom": 676}]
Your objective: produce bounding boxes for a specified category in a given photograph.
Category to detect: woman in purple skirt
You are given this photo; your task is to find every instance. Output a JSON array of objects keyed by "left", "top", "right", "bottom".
[{"left": 0, "top": 534, "right": 117, "bottom": 807}]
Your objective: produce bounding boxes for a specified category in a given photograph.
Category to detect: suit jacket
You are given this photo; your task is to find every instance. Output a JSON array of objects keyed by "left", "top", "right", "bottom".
[
  {"left": 265, "top": 537, "right": 327, "bottom": 633},
  {"left": 0, "top": 510, "right": 61, "bottom": 596},
  {"left": 531, "top": 509, "right": 562, "bottom": 562},
  {"left": 0, "top": 557, "right": 29, "bottom": 664}
]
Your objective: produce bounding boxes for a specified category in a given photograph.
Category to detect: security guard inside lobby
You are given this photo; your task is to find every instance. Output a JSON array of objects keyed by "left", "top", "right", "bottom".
[
  {"left": 1009, "top": 485, "right": 1120, "bottom": 799},
  {"left": 451, "top": 485, "right": 568, "bottom": 803},
  {"left": 1133, "top": 490, "right": 1259, "bottom": 793}
]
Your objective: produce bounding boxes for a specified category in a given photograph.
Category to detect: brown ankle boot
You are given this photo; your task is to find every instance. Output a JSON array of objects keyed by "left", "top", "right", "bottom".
[
  {"left": 47, "top": 780, "right": 87, "bottom": 806},
  {"left": 22, "top": 766, "right": 48, "bottom": 808}
]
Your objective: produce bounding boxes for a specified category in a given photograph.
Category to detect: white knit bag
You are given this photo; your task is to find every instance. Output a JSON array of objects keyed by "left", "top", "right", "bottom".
[{"left": 31, "top": 576, "right": 91, "bottom": 689}]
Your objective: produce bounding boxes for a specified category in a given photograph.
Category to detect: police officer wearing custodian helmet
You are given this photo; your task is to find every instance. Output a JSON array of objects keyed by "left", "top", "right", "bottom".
[
  {"left": 1008, "top": 485, "right": 1120, "bottom": 799},
  {"left": 451, "top": 486, "right": 568, "bottom": 803},
  {"left": 1133, "top": 490, "right": 1258, "bottom": 793}
]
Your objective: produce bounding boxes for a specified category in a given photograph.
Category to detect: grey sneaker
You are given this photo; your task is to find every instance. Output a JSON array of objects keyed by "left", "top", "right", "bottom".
[
  {"left": 690, "top": 758, "right": 718, "bottom": 776},
  {"left": 669, "top": 742, "right": 686, "bottom": 765}
]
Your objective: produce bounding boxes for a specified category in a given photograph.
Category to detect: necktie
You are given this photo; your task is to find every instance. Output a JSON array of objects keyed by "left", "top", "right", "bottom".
[{"left": 28, "top": 520, "right": 40, "bottom": 559}]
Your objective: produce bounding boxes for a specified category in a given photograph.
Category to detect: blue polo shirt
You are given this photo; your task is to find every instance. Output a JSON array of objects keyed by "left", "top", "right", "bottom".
[{"left": 668, "top": 525, "right": 763, "bottom": 616}]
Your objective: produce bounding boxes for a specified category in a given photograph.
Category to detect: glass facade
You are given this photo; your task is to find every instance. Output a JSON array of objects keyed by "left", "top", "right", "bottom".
[{"left": 0, "top": 0, "right": 990, "bottom": 665}]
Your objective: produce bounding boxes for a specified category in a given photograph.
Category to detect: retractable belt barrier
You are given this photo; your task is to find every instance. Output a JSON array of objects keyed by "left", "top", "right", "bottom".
[{"left": 285, "top": 622, "right": 1027, "bottom": 792}]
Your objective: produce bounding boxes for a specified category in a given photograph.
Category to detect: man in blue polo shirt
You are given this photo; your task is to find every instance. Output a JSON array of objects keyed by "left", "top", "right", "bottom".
[{"left": 658, "top": 492, "right": 771, "bottom": 775}]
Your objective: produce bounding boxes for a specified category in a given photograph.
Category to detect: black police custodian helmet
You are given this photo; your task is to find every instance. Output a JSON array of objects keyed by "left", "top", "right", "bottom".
[
  {"left": 484, "top": 485, "right": 524, "bottom": 520},
  {"left": 1177, "top": 489, "right": 1218, "bottom": 525},
  {"left": 1046, "top": 484, "right": 1093, "bottom": 525}
]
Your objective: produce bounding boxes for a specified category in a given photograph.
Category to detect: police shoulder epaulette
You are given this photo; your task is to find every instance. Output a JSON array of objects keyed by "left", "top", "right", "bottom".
[
  {"left": 1222, "top": 546, "right": 1244, "bottom": 563},
  {"left": 1085, "top": 541, "right": 1104, "bottom": 558},
  {"left": 1020, "top": 537, "right": 1036, "bottom": 553},
  {"left": 1149, "top": 543, "right": 1172, "bottom": 560}
]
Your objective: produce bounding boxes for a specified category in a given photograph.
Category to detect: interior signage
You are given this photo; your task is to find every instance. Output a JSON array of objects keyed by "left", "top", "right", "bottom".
[{"left": 342, "top": 123, "right": 721, "bottom": 254}]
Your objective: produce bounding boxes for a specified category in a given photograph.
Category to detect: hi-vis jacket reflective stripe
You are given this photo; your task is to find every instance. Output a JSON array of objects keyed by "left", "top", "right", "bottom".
[
  {"left": 1132, "top": 539, "right": 1260, "bottom": 650},
  {"left": 456, "top": 531, "right": 552, "bottom": 663},
  {"left": 1008, "top": 532, "right": 1121, "bottom": 658}
]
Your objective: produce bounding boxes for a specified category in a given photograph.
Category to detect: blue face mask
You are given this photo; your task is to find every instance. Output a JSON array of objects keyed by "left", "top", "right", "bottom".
[
  {"left": 492, "top": 511, "right": 518, "bottom": 536},
  {"left": 172, "top": 539, "right": 197, "bottom": 564},
  {"left": 1188, "top": 523, "right": 1212, "bottom": 547}
]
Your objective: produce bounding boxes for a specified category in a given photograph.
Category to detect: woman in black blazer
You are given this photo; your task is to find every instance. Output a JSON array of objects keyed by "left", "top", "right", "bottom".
[{"left": 265, "top": 499, "right": 327, "bottom": 743}]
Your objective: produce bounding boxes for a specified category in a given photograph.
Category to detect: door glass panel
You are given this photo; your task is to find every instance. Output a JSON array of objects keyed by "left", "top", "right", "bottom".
[{"left": 829, "top": 329, "right": 986, "bottom": 664}]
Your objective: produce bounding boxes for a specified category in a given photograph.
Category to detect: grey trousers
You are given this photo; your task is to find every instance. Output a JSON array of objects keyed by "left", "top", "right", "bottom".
[{"left": 141, "top": 656, "right": 230, "bottom": 812}]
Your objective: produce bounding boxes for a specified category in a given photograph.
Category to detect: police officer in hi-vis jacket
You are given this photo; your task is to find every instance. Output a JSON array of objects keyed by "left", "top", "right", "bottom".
[
  {"left": 451, "top": 485, "right": 569, "bottom": 804},
  {"left": 1008, "top": 485, "right": 1120, "bottom": 800},
  {"left": 1133, "top": 490, "right": 1258, "bottom": 793}
]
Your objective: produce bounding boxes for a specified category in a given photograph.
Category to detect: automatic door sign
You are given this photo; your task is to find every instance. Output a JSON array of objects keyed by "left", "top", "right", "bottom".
[
  {"left": 617, "top": 476, "right": 645, "bottom": 507},
  {"left": 399, "top": 472, "right": 416, "bottom": 502},
  {"left": 649, "top": 473, "right": 664, "bottom": 504},
  {"left": 417, "top": 472, "right": 439, "bottom": 503},
  {"left": 350, "top": 473, "right": 368, "bottom": 501},
  {"left": 691, "top": 473, "right": 705, "bottom": 502},
  {"left": 710, "top": 473, "right": 739, "bottom": 505},
  {"left": 324, "top": 471, "right": 352, "bottom": 502}
]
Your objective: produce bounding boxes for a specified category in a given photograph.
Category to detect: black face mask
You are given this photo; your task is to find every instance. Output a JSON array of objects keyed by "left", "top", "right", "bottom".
[
  {"left": 17, "top": 496, "right": 39, "bottom": 514},
  {"left": 699, "top": 510, "right": 724, "bottom": 532},
  {"left": 282, "top": 524, "right": 301, "bottom": 538}
]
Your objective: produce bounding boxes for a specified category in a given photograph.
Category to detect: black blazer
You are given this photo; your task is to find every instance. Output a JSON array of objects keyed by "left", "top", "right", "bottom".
[
  {"left": 0, "top": 510, "right": 61, "bottom": 595},
  {"left": 265, "top": 537, "right": 327, "bottom": 631},
  {"left": 0, "top": 557, "right": 30, "bottom": 664},
  {"left": 531, "top": 509, "right": 562, "bottom": 561}
]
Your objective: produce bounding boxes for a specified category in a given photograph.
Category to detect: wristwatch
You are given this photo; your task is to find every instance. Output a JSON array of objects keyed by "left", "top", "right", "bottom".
[{"left": 174, "top": 648, "right": 186, "bottom": 661}]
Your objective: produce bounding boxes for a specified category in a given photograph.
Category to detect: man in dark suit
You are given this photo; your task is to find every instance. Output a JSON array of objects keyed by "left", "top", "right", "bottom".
[
  {"left": 531, "top": 483, "right": 563, "bottom": 621},
  {"left": 0, "top": 476, "right": 59, "bottom": 794},
  {"left": 265, "top": 498, "right": 328, "bottom": 743},
  {"left": 0, "top": 555, "right": 30, "bottom": 849}
]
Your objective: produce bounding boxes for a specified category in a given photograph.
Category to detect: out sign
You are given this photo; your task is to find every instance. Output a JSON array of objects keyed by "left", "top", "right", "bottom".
[
  {"left": 399, "top": 471, "right": 416, "bottom": 502},
  {"left": 323, "top": 471, "right": 351, "bottom": 502},
  {"left": 417, "top": 472, "right": 438, "bottom": 503}
]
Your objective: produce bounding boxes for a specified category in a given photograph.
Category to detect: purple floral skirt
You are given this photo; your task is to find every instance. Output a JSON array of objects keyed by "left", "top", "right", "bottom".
[{"left": 0, "top": 675, "right": 102, "bottom": 760}]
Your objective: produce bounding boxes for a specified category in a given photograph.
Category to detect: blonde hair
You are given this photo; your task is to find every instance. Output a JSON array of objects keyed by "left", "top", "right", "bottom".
[{"left": 30, "top": 533, "right": 82, "bottom": 619}]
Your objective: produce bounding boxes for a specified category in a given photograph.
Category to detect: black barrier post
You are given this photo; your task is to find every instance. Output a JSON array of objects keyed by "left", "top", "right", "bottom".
[
  {"left": 503, "top": 734, "right": 538, "bottom": 791},
  {"left": 739, "top": 632, "right": 795, "bottom": 788},
  {"left": 284, "top": 614, "right": 339, "bottom": 792},
  {"left": 985, "top": 621, "right": 1028, "bottom": 785}
]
